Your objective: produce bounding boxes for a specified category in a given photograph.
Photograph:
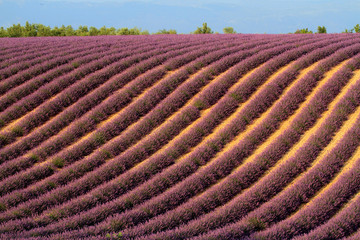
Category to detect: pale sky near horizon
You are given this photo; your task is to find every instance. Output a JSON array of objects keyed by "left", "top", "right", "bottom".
[{"left": 0, "top": 0, "right": 359, "bottom": 33}]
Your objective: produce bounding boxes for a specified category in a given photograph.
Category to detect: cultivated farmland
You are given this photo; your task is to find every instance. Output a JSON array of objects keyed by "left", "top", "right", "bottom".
[{"left": 0, "top": 34, "right": 360, "bottom": 239}]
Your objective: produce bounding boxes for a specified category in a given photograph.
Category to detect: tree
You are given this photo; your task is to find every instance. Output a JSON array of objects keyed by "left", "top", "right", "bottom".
[
  {"left": 353, "top": 24, "right": 360, "bottom": 33},
  {"left": 0, "top": 22, "right": 152, "bottom": 37},
  {"left": 156, "top": 29, "right": 177, "bottom": 34},
  {"left": 117, "top": 27, "right": 140, "bottom": 35},
  {"left": 140, "top": 30, "right": 150, "bottom": 35},
  {"left": 24, "top": 21, "right": 37, "bottom": 37},
  {"left": 89, "top": 26, "right": 99, "bottom": 36},
  {"left": 108, "top": 27, "right": 117, "bottom": 35},
  {"left": 317, "top": 26, "right": 327, "bottom": 33},
  {"left": 76, "top": 25, "right": 89, "bottom": 36},
  {"left": 193, "top": 22, "right": 213, "bottom": 34},
  {"left": 342, "top": 28, "right": 353, "bottom": 33},
  {"left": 36, "top": 24, "right": 52, "bottom": 36},
  {"left": 223, "top": 27, "right": 236, "bottom": 34},
  {"left": 129, "top": 27, "right": 141, "bottom": 35},
  {"left": 117, "top": 27, "right": 130, "bottom": 35},
  {"left": 0, "top": 27, "right": 7, "bottom": 37},
  {"left": 117, "top": 27, "right": 148, "bottom": 35},
  {"left": 294, "top": 28, "right": 313, "bottom": 34},
  {"left": 65, "top": 25, "right": 76, "bottom": 36},
  {"left": 99, "top": 26, "right": 116, "bottom": 35},
  {"left": 51, "top": 25, "right": 66, "bottom": 36},
  {"left": 7, "top": 24, "right": 23, "bottom": 37}
]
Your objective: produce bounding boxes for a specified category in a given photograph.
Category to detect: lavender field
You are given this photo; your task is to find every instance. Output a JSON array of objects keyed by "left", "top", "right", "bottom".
[{"left": 0, "top": 34, "right": 360, "bottom": 240}]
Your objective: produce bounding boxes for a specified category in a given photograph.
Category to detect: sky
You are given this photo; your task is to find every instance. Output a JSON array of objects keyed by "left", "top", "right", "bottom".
[{"left": 0, "top": 0, "right": 359, "bottom": 34}]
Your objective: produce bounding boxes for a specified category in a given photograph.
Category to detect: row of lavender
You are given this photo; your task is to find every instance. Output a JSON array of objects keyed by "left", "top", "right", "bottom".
[
  {"left": 1, "top": 34, "right": 360, "bottom": 239},
  {"left": 0, "top": 35, "right": 221, "bottom": 64},
  {"left": 0, "top": 34, "right": 247, "bottom": 203},
  {"left": 0, "top": 35, "right": 352, "bottom": 236},
  {"left": 184, "top": 50, "right": 359, "bottom": 239},
  {"left": 99, "top": 37, "right": 360, "bottom": 240},
  {"left": 0, "top": 35, "right": 257, "bottom": 194},
  {"left": 0, "top": 36, "right": 195, "bottom": 144},
  {"left": 0, "top": 41, "right": 80, "bottom": 79},
  {"left": 44, "top": 35, "right": 360, "bottom": 239},
  {"left": 0, "top": 35, "right": 291, "bottom": 215},
  {"left": 0, "top": 33, "right": 348, "bottom": 231},
  {"left": 176, "top": 48, "right": 360, "bottom": 240},
  {"left": 2, "top": 35, "right": 239, "bottom": 131},
  {"left": 0, "top": 36, "right": 219, "bottom": 173},
  {"left": 0, "top": 35, "right": 253, "bottom": 154},
  {"left": 0, "top": 39, "right": 145, "bottom": 111},
  {"left": 0, "top": 35, "right": 144, "bottom": 77},
  {"left": 1, "top": 33, "right": 310, "bottom": 195},
  {"left": 193, "top": 54, "right": 360, "bottom": 240},
  {"left": 0, "top": 33, "right": 318, "bottom": 225},
  {"left": 49, "top": 37, "right": 360, "bottom": 238},
  {"left": 0, "top": 37, "right": 140, "bottom": 95},
  {"left": 0, "top": 37, "right": 89, "bottom": 63}
]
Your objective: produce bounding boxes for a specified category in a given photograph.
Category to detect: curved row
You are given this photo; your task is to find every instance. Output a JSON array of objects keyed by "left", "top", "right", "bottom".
[
  {"left": 0, "top": 43, "right": 119, "bottom": 113},
  {"left": 37, "top": 35, "right": 349, "bottom": 237},
  {"left": 0, "top": 41, "right": 72, "bottom": 79},
  {"left": 0, "top": 35, "right": 309, "bottom": 234},
  {"left": 0, "top": 38, "right": 242, "bottom": 208},
  {"left": 0, "top": 36, "right": 280, "bottom": 223},
  {"left": 0, "top": 39, "right": 130, "bottom": 97},
  {"left": 0, "top": 38, "right": 71, "bottom": 64},
  {"left": 250, "top": 86, "right": 360, "bottom": 239},
  {"left": 0, "top": 36, "right": 219, "bottom": 180},
  {"left": 192, "top": 50, "right": 360, "bottom": 240},
  {"left": 291, "top": 149, "right": 360, "bottom": 240},
  {"left": 0, "top": 35, "right": 246, "bottom": 193},
  {"left": 19, "top": 34, "right": 354, "bottom": 237},
  {"left": 0, "top": 40, "right": 106, "bottom": 81},
  {"left": 0, "top": 38, "right": 170, "bottom": 143},
  {"left": 111, "top": 38, "right": 360, "bottom": 240},
  {"left": 0, "top": 35, "right": 268, "bottom": 212},
  {"left": 1, "top": 34, "right": 360, "bottom": 240}
]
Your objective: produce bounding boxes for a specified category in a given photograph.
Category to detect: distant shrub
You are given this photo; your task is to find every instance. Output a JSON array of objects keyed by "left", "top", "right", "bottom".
[
  {"left": 317, "top": 26, "right": 327, "bottom": 33},
  {"left": 156, "top": 29, "right": 177, "bottom": 34},
  {"left": 116, "top": 27, "right": 149, "bottom": 35},
  {"left": 354, "top": 24, "right": 360, "bottom": 33},
  {"left": 342, "top": 28, "right": 353, "bottom": 33},
  {"left": 294, "top": 28, "right": 313, "bottom": 34},
  {"left": 192, "top": 23, "right": 213, "bottom": 34},
  {"left": 223, "top": 27, "right": 236, "bottom": 34}
]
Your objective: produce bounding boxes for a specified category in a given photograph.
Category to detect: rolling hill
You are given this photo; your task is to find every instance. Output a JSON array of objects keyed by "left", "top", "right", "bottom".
[{"left": 0, "top": 34, "right": 360, "bottom": 239}]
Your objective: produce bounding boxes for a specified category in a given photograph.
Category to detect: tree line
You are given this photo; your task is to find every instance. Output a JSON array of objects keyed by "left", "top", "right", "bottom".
[
  {"left": 0, "top": 22, "right": 234, "bottom": 37},
  {"left": 0, "top": 22, "right": 359, "bottom": 38},
  {"left": 0, "top": 22, "right": 152, "bottom": 37},
  {"left": 295, "top": 24, "right": 360, "bottom": 34}
]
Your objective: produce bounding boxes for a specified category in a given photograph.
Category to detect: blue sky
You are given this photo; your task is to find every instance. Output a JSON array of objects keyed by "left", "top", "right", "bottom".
[{"left": 0, "top": 0, "right": 359, "bottom": 33}]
